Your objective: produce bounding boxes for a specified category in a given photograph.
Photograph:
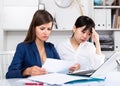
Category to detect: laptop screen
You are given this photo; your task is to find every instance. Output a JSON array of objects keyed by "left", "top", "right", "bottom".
[{"left": 91, "top": 52, "right": 120, "bottom": 77}]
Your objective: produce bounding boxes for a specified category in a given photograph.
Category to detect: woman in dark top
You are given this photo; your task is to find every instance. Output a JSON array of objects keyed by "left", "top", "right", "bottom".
[{"left": 6, "top": 10, "right": 60, "bottom": 78}]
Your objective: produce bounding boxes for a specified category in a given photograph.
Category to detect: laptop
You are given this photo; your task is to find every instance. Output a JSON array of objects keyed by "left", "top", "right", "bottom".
[{"left": 68, "top": 52, "right": 120, "bottom": 78}]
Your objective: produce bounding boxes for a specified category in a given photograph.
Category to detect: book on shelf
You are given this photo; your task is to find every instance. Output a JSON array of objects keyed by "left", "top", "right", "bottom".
[
  {"left": 116, "top": 6, "right": 120, "bottom": 29},
  {"left": 112, "top": 9, "right": 119, "bottom": 28},
  {"left": 111, "top": 0, "right": 120, "bottom": 29},
  {"left": 116, "top": 15, "right": 120, "bottom": 28}
]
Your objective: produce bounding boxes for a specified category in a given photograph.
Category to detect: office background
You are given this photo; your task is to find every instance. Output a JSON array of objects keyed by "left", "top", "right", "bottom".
[
  {"left": 0, "top": 0, "right": 120, "bottom": 57},
  {"left": 0, "top": 0, "right": 91, "bottom": 49},
  {"left": 0, "top": 0, "right": 120, "bottom": 80}
]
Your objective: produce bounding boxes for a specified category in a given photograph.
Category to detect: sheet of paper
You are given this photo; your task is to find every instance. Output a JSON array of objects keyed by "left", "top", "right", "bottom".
[
  {"left": 42, "top": 58, "right": 74, "bottom": 73},
  {"left": 28, "top": 73, "right": 90, "bottom": 85}
]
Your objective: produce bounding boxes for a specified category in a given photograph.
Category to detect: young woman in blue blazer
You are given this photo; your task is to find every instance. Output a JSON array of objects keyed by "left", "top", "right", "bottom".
[{"left": 6, "top": 10, "right": 60, "bottom": 78}]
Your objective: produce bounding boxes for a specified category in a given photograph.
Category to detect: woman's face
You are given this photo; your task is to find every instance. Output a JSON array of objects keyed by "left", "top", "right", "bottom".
[
  {"left": 73, "top": 26, "right": 92, "bottom": 44},
  {"left": 35, "top": 22, "right": 52, "bottom": 42}
]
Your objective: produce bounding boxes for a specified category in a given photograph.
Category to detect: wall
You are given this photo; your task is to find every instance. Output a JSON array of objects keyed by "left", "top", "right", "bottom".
[
  {"left": 0, "top": 0, "right": 91, "bottom": 51},
  {"left": 0, "top": 0, "right": 118, "bottom": 58},
  {"left": 4, "top": 31, "right": 72, "bottom": 50},
  {"left": 0, "top": 0, "right": 4, "bottom": 50}
]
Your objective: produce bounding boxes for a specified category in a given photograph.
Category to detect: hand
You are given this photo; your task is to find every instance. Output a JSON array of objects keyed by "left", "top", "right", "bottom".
[
  {"left": 92, "top": 28, "right": 99, "bottom": 44},
  {"left": 92, "top": 28, "right": 101, "bottom": 54},
  {"left": 23, "top": 66, "right": 47, "bottom": 76},
  {"left": 69, "top": 63, "right": 80, "bottom": 73}
]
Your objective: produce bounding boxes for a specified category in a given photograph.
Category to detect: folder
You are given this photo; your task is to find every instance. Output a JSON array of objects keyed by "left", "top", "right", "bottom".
[
  {"left": 106, "top": 9, "right": 111, "bottom": 29},
  {"left": 94, "top": 9, "right": 112, "bottom": 29},
  {"left": 94, "top": 9, "right": 106, "bottom": 29}
]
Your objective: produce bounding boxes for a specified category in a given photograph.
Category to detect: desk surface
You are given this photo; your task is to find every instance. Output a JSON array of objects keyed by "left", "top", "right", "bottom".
[{"left": 0, "top": 72, "right": 120, "bottom": 86}]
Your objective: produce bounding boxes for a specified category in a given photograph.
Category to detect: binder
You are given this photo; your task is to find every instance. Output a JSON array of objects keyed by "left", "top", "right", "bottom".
[
  {"left": 94, "top": 9, "right": 106, "bottom": 29},
  {"left": 106, "top": 9, "right": 111, "bottom": 29},
  {"left": 94, "top": 9, "right": 112, "bottom": 29}
]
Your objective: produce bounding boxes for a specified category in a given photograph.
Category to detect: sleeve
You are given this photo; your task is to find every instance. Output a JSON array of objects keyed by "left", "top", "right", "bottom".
[
  {"left": 55, "top": 43, "right": 64, "bottom": 60},
  {"left": 6, "top": 43, "right": 28, "bottom": 78},
  {"left": 89, "top": 44, "right": 105, "bottom": 70}
]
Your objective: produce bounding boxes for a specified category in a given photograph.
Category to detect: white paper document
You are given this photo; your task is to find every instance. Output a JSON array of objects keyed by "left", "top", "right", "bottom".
[
  {"left": 42, "top": 58, "right": 74, "bottom": 73},
  {"left": 28, "top": 73, "right": 90, "bottom": 85}
]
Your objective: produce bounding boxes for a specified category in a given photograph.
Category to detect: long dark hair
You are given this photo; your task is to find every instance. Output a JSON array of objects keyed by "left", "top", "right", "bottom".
[{"left": 23, "top": 10, "right": 53, "bottom": 43}]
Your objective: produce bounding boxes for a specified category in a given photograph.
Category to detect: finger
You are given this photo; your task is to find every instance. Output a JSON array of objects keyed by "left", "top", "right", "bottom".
[
  {"left": 31, "top": 69, "right": 46, "bottom": 76},
  {"left": 92, "top": 28, "right": 95, "bottom": 33},
  {"left": 69, "top": 67, "right": 76, "bottom": 72}
]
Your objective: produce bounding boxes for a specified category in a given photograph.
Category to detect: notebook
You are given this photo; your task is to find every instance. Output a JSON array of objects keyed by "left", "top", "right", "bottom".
[{"left": 68, "top": 52, "right": 120, "bottom": 78}]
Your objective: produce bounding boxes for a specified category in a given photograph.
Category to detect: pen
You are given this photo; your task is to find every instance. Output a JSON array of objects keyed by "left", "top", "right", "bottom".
[{"left": 25, "top": 82, "right": 44, "bottom": 85}]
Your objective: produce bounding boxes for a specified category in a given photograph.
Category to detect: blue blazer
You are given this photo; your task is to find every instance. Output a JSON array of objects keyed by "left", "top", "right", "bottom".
[{"left": 6, "top": 41, "right": 60, "bottom": 78}]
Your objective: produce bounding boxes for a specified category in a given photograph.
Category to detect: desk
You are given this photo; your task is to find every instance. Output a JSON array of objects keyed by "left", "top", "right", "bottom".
[{"left": 0, "top": 72, "right": 120, "bottom": 86}]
